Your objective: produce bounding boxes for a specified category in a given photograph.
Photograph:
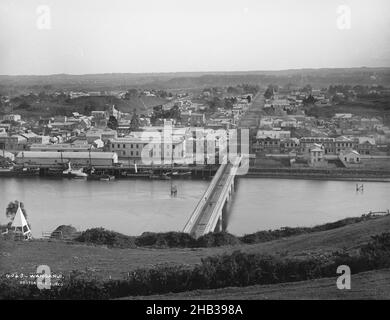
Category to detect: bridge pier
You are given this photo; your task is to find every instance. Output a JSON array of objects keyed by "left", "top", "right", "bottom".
[
  {"left": 214, "top": 214, "right": 222, "bottom": 232},
  {"left": 227, "top": 177, "right": 235, "bottom": 202}
]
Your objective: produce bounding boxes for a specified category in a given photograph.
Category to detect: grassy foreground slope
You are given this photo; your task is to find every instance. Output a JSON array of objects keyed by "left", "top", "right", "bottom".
[
  {"left": 122, "top": 268, "right": 390, "bottom": 300},
  {"left": 1, "top": 215, "right": 390, "bottom": 280}
]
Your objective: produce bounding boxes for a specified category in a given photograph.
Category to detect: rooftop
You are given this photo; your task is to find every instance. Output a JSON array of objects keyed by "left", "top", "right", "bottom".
[{"left": 16, "top": 151, "right": 117, "bottom": 159}]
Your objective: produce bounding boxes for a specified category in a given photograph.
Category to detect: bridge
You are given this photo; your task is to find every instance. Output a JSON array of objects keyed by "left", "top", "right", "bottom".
[{"left": 183, "top": 155, "right": 244, "bottom": 238}]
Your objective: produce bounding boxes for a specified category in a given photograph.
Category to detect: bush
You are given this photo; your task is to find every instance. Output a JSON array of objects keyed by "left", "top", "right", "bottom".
[
  {"left": 360, "top": 232, "right": 390, "bottom": 268},
  {"left": 2, "top": 232, "right": 390, "bottom": 299},
  {"left": 135, "top": 232, "right": 197, "bottom": 248},
  {"left": 51, "top": 225, "right": 78, "bottom": 239},
  {"left": 196, "top": 232, "right": 241, "bottom": 247},
  {"left": 72, "top": 214, "right": 388, "bottom": 249},
  {"left": 239, "top": 215, "right": 386, "bottom": 244},
  {"left": 75, "top": 228, "right": 136, "bottom": 248},
  {"left": 240, "top": 227, "right": 308, "bottom": 244}
]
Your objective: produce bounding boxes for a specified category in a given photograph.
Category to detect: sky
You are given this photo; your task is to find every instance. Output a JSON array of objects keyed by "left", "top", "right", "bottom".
[{"left": 0, "top": 0, "right": 389, "bottom": 75}]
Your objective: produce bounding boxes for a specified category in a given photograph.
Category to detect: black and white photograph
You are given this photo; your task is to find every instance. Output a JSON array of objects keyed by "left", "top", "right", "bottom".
[{"left": 0, "top": 0, "right": 390, "bottom": 306}]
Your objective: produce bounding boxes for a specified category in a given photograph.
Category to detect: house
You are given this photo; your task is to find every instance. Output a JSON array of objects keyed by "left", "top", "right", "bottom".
[
  {"left": 3, "top": 114, "right": 21, "bottom": 122},
  {"left": 91, "top": 111, "right": 108, "bottom": 128},
  {"left": 0, "top": 123, "right": 11, "bottom": 132},
  {"left": 180, "top": 111, "right": 206, "bottom": 127},
  {"left": 0, "top": 135, "right": 28, "bottom": 151},
  {"left": 26, "top": 135, "right": 51, "bottom": 145},
  {"left": 356, "top": 137, "right": 376, "bottom": 155},
  {"left": 300, "top": 137, "right": 335, "bottom": 154},
  {"left": 309, "top": 144, "right": 327, "bottom": 167},
  {"left": 86, "top": 128, "right": 117, "bottom": 144},
  {"left": 335, "top": 136, "right": 354, "bottom": 154},
  {"left": 339, "top": 150, "right": 361, "bottom": 166},
  {"left": 281, "top": 138, "right": 300, "bottom": 153},
  {"left": 256, "top": 130, "right": 291, "bottom": 140},
  {"left": 253, "top": 130, "right": 291, "bottom": 154}
]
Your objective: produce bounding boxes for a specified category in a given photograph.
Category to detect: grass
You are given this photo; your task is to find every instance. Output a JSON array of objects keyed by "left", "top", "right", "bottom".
[
  {"left": 121, "top": 268, "right": 390, "bottom": 300},
  {"left": 1, "top": 215, "right": 390, "bottom": 280}
]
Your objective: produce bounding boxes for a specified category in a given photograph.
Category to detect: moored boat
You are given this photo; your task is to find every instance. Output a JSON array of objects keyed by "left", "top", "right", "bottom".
[{"left": 62, "top": 162, "right": 88, "bottom": 179}]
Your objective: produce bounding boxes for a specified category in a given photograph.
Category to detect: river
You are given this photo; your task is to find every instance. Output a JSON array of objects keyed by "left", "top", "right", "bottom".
[
  {"left": 0, "top": 177, "right": 208, "bottom": 237},
  {"left": 0, "top": 177, "right": 389, "bottom": 237},
  {"left": 227, "top": 178, "right": 390, "bottom": 235}
]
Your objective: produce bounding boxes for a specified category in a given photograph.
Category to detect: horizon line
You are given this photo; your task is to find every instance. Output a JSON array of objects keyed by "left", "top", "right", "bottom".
[{"left": 1, "top": 66, "right": 389, "bottom": 77}]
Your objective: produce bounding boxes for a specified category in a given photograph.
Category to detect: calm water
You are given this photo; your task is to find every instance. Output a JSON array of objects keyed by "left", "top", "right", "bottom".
[
  {"left": 227, "top": 178, "right": 390, "bottom": 235},
  {"left": 1, "top": 177, "right": 389, "bottom": 237},
  {"left": 0, "top": 177, "right": 208, "bottom": 237}
]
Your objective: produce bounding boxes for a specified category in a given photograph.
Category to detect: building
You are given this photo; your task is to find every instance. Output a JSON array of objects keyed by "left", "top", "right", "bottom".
[
  {"left": 335, "top": 136, "right": 354, "bottom": 153},
  {"left": 15, "top": 151, "right": 118, "bottom": 168},
  {"left": 185, "top": 128, "right": 228, "bottom": 165},
  {"left": 86, "top": 129, "right": 117, "bottom": 144},
  {"left": 339, "top": 150, "right": 361, "bottom": 166},
  {"left": 281, "top": 138, "right": 300, "bottom": 153},
  {"left": 355, "top": 137, "right": 376, "bottom": 155},
  {"left": 180, "top": 111, "right": 206, "bottom": 127},
  {"left": 0, "top": 123, "right": 11, "bottom": 132},
  {"left": 256, "top": 130, "right": 291, "bottom": 140},
  {"left": 19, "top": 132, "right": 51, "bottom": 146},
  {"left": 309, "top": 144, "right": 327, "bottom": 167},
  {"left": 253, "top": 130, "right": 291, "bottom": 153},
  {"left": 0, "top": 135, "right": 28, "bottom": 151},
  {"left": 91, "top": 111, "right": 108, "bottom": 127},
  {"left": 300, "top": 137, "right": 335, "bottom": 154},
  {"left": 3, "top": 114, "right": 21, "bottom": 122},
  {"left": 108, "top": 130, "right": 186, "bottom": 165},
  {"left": 360, "top": 117, "right": 382, "bottom": 131},
  {"left": 271, "top": 99, "right": 291, "bottom": 113},
  {"left": 26, "top": 135, "right": 51, "bottom": 145},
  {"left": 29, "top": 143, "right": 99, "bottom": 152}
]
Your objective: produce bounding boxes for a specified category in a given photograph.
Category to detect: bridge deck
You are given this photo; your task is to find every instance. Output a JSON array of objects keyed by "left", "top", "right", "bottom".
[
  {"left": 183, "top": 156, "right": 242, "bottom": 238},
  {"left": 192, "top": 163, "right": 232, "bottom": 237}
]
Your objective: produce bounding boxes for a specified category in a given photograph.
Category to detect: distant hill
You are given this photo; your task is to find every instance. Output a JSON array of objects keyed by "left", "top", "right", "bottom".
[{"left": 1, "top": 67, "right": 390, "bottom": 95}]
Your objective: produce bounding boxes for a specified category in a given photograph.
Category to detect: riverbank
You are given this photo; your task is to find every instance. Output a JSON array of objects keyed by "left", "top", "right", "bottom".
[
  {"left": 244, "top": 167, "right": 390, "bottom": 182},
  {"left": 1, "top": 214, "right": 390, "bottom": 299},
  {"left": 1, "top": 214, "right": 390, "bottom": 280},
  {"left": 2, "top": 165, "right": 390, "bottom": 182}
]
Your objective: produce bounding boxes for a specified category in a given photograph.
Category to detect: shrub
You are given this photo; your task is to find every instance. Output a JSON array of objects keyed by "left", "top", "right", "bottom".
[
  {"left": 51, "top": 225, "right": 78, "bottom": 239},
  {"left": 360, "top": 232, "right": 390, "bottom": 268},
  {"left": 135, "top": 232, "right": 197, "bottom": 248},
  {"left": 239, "top": 215, "right": 386, "bottom": 245},
  {"left": 71, "top": 214, "right": 388, "bottom": 249},
  {"left": 240, "top": 228, "right": 307, "bottom": 244},
  {"left": 75, "top": 228, "right": 136, "bottom": 248},
  {"left": 2, "top": 232, "right": 390, "bottom": 299},
  {"left": 196, "top": 232, "right": 241, "bottom": 247}
]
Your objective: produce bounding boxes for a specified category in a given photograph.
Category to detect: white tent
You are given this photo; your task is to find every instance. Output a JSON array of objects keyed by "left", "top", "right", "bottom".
[{"left": 11, "top": 204, "right": 32, "bottom": 240}]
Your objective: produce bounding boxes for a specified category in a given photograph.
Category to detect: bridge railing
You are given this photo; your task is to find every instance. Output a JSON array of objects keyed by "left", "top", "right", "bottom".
[
  {"left": 202, "top": 156, "right": 242, "bottom": 234},
  {"left": 183, "top": 162, "right": 228, "bottom": 234}
]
